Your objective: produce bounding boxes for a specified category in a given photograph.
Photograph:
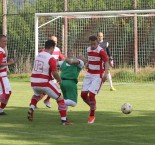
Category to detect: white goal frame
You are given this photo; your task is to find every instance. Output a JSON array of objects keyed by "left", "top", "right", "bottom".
[{"left": 35, "top": 9, "right": 155, "bottom": 57}]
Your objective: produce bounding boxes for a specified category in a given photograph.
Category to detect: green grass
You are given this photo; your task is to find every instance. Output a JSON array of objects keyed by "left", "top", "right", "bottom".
[{"left": 0, "top": 81, "right": 155, "bottom": 145}]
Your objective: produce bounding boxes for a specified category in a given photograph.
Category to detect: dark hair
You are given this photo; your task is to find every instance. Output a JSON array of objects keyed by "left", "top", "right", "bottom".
[
  {"left": 0, "top": 34, "right": 6, "bottom": 40},
  {"left": 89, "top": 35, "right": 98, "bottom": 41},
  {"left": 45, "top": 40, "right": 55, "bottom": 49}
]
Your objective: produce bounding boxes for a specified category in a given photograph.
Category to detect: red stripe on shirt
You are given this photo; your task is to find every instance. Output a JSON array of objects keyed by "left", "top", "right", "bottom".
[{"left": 31, "top": 74, "right": 50, "bottom": 79}]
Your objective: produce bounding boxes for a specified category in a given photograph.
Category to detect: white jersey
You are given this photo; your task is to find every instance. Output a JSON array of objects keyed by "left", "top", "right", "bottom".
[
  {"left": 0, "top": 47, "right": 7, "bottom": 77},
  {"left": 31, "top": 51, "right": 56, "bottom": 86}
]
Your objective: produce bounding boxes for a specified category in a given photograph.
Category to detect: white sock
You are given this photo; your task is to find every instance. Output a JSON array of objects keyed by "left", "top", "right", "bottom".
[
  {"left": 30, "top": 105, "right": 35, "bottom": 110},
  {"left": 0, "top": 108, "right": 3, "bottom": 113},
  {"left": 64, "top": 99, "right": 77, "bottom": 107},
  {"left": 106, "top": 73, "right": 113, "bottom": 88}
]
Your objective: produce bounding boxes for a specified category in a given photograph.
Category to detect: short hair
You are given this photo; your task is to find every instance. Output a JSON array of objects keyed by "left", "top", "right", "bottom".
[
  {"left": 0, "top": 34, "right": 6, "bottom": 40},
  {"left": 89, "top": 35, "right": 98, "bottom": 41},
  {"left": 45, "top": 40, "right": 55, "bottom": 49}
]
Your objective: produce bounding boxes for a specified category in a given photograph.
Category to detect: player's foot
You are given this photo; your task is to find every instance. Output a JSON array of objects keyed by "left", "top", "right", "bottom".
[
  {"left": 88, "top": 116, "right": 95, "bottom": 124},
  {"left": 61, "top": 120, "right": 73, "bottom": 125},
  {"left": 110, "top": 86, "right": 116, "bottom": 91},
  {"left": 27, "top": 108, "right": 34, "bottom": 121},
  {"left": 44, "top": 100, "right": 51, "bottom": 108},
  {"left": 0, "top": 112, "right": 7, "bottom": 115}
]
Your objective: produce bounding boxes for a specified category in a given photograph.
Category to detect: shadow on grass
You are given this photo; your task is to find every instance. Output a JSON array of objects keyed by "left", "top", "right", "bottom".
[{"left": 0, "top": 106, "right": 155, "bottom": 145}]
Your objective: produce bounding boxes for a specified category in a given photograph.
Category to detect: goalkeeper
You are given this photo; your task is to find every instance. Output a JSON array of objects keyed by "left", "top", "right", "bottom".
[{"left": 97, "top": 32, "right": 116, "bottom": 91}]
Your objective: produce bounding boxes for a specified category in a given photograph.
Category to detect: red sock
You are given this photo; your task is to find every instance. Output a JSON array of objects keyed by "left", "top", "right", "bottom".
[
  {"left": 89, "top": 92, "right": 96, "bottom": 116},
  {"left": 0, "top": 103, "right": 6, "bottom": 109},
  {"left": 45, "top": 96, "right": 50, "bottom": 102},
  {"left": 57, "top": 99, "right": 66, "bottom": 117},
  {"left": 81, "top": 91, "right": 90, "bottom": 105},
  {"left": 30, "top": 95, "right": 38, "bottom": 106}
]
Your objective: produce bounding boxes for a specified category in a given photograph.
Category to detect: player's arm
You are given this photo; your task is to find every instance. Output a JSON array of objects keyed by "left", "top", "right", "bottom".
[
  {"left": 65, "top": 57, "right": 80, "bottom": 65},
  {"left": 59, "top": 51, "right": 65, "bottom": 60},
  {"left": 0, "top": 52, "right": 14, "bottom": 67},
  {"left": 100, "top": 49, "right": 109, "bottom": 79},
  {"left": 106, "top": 42, "right": 114, "bottom": 67},
  {"left": 49, "top": 58, "right": 62, "bottom": 84}
]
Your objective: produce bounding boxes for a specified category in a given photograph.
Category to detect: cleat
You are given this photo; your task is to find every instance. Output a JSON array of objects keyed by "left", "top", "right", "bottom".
[
  {"left": 0, "top": 112, "right": 7, "bottom": 115},
  {"left": 44, "top": 100, "right": 51, "bottom": 108},
  {"left": 110, "top": 86, "right": 116, "bottom": 91},
  {"left": 88, "top": 116, "right": 95, "bottom": 124},
  {"left": 27, "top": 108, "right": 34, "bottom": 121},
  {"left": 61, "top": 120, "right": 73, "bottom": 125}
]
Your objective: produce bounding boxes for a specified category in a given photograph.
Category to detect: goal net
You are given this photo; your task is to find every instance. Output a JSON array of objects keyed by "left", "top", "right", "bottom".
[{"left": 35, "top": 10, "right": 155, "bottom": 83}]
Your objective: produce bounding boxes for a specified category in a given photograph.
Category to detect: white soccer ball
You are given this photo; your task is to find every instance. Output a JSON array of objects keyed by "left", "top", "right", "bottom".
[{"left": 121, "top": 103, "right": 132, "bottom": 114}]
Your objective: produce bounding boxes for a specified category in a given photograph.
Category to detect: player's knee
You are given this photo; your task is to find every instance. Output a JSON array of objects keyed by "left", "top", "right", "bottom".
[
  {"left": 72, "top": 102, "right": 77, "bottom": 107},
  {"left": 81, "top": 91, "right": 88, "bottom": 98}
]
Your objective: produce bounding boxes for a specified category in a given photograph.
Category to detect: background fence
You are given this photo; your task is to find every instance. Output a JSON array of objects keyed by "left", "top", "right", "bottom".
[{"left": 0, "top": 0, "right": 155, "bottom": 82}]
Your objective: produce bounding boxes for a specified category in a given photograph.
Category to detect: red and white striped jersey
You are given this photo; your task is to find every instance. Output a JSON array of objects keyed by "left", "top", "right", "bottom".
[
  {"left": 31, "top": 51, "right": 57, "bottom": 86},
  {"left": 39, "top": 47, "right": 64, "bottom": 61},
  {"left": 87, "top": 45, "right": 108, "bottom": 77},
  {"left": 52, "top": 47, "right": 65, "bottom": 61},
  {"left": 0, "top": 47, "right": 7, "bottom": 77}
]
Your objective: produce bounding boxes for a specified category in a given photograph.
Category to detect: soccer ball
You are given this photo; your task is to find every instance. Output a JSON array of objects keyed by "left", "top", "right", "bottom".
[{"left": 121, "top": 103, "right": 132, "bottom": 114}]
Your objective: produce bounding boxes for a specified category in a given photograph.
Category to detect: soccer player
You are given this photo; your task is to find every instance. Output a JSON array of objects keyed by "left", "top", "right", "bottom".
[
  {"left": 81, "top": 35, "right": 109, "bottom": 124},
  {"left": 97, "top": 32, "right": 116, "bottom": 91},
  {"left": 28, "top": 40, "right": 72, "bottom": 125},
  {"left": 30, "top": 35, "right": 65, "bottom": 108},
  {"left": 58, "top": 51, "right": 85, "bottom": 113},
  {"left": 43, "top": 35, "right": 65, "bottom": 108},
  {"left": 0, "top": 34, "right": 15, "bottom": 115}
]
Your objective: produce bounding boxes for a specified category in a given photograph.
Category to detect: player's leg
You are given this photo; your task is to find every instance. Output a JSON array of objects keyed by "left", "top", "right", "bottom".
[
  {"left": 45, "top": 81, "right": 73, "bottom": 125},
  {"left": 81, "top": 75, "right": 92, "bottom": 105},
  {"left": 106, "top": 70, "right": 116, "bottom": 91},
  {"left": 61, "top": 80, "right": 77, "bottom": 107},
  {"left": 87, "top": 77, "right": 102, "bottom": 124},
  {"left": 28, "top": 87, "right": 42, "bottom": 121},
  {"left": 43, "top": 79, "right": 58, "bottom": 108},
  {"left": 29, "top": 93, "right": 45, "bottom": 109},
  {"left": 0, "top": 77, "right": 12, "bottom": 115}
]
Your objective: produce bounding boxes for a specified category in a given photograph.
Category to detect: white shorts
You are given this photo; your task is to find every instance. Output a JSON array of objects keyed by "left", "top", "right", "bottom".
[
  {"left": 32, "top": 80, "right": 61, "bottom": 100},
  {"left": 81, "top": 73, "right": 103, "bottom": 95},
  {"left": 0, "top": 77, "right": 11, "bottom": 95}
]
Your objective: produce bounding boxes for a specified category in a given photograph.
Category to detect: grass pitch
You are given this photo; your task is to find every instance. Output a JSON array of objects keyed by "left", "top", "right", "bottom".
[{"left": 0, "top": 81, "right": 155, "bottom": 145}]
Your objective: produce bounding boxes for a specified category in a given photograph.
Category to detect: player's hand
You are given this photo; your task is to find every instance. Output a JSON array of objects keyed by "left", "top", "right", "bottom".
[
  {"left": 8, "top": 58, "right": 15, "bottom": 65},
  {"left": 85, "top": 63, "right": 88, "bottom": 69},
  {"left": 57, "top": 80, "right": 62, "bottom": 85},
  {"left": 110, "top": 59, "right": 114, "bottom": 67}
]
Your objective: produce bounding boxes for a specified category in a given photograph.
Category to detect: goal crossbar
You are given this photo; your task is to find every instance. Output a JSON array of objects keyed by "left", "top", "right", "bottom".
[{"left": 35, "top": 9, "right": 155, "bottom": 17}]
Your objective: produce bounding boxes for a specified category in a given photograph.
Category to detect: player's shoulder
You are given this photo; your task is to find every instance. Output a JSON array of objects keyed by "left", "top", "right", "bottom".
[
  {"left": 54, "top": 46, "right": 60, "bottom": 51},
  {"left": 0, "top": 47, "right": 5, "bottom": 53}
]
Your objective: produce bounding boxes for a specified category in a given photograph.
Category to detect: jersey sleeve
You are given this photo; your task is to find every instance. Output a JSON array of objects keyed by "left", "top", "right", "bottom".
[
  {"left": 49, "top": 57, "right": 57, "bottom": 71},
  {"left": 77, "top": 59, "right": 84, "bottom": 69},
  {"left": 59, "top": 51, "right": 65, "bottom": 60},
  {"left": 100, "top": 49, "right": 108, "bottom": 62},
  {"left": 0, "top": 51, "right": 3, "bottom": 64},
  {"left": 57, "top": 61, "right": 64, "bottom": 68}
]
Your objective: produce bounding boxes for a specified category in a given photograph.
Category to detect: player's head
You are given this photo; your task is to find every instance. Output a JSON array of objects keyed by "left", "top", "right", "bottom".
[
  {"left": 45, "top": 40, "right": 55, "bottom": 54},
  {"left": 67, "top": 49, "right": 74, "bottom": 58},
  {"left": 97, "top": 32, "right": 104, "bottom": 42},
  {"left": 89, "top": 35, "right": 98, "bottom": 50},
  {"left": 0, "top": 34, "right": 7, "bottom": 48},
  {"left": 50, "top": 35, "right": 57, "bottom": 46}
]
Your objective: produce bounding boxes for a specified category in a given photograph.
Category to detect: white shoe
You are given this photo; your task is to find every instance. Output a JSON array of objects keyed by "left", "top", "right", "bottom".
[{"left": 44, "top": 100, "right": 51, "bottom": 108}]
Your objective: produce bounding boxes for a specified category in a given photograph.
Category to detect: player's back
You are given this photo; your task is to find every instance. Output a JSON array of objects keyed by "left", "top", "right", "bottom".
[{"left": 31, "top": 51, "right": 53, "bottom": 80}]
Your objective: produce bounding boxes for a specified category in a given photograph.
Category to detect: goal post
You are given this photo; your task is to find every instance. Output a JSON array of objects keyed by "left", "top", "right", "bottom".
[{"left": 35, "top": 9, "right": 155, "bottom": 82}]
